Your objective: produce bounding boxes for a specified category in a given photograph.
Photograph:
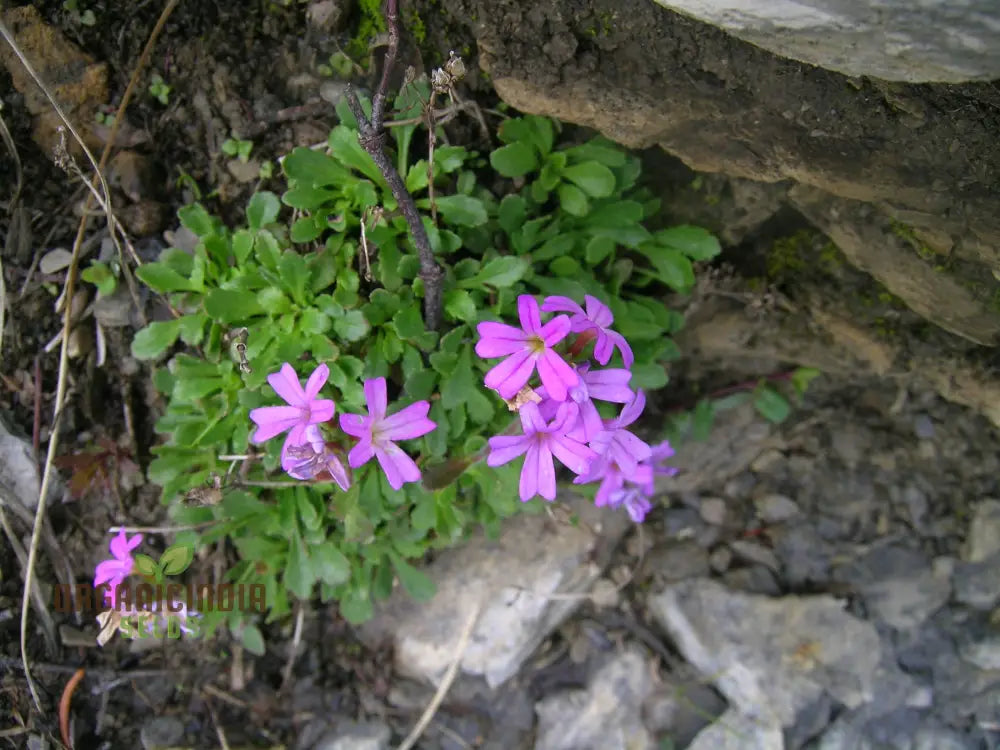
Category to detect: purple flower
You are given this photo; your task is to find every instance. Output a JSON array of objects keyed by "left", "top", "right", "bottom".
[
  {"left": 538, "top": 363, "right": 634, "bottom": 443},
  {"left": 339, "top": 377, "right": 436, "bottom": 490},
  {"left": 589, "top": 389, "right": 652, "bottom": 475},
  {"left": 487, "top": 401, "right": 597, "bottom": 501},
  {"left": 249, "top": 363, "right": 336, "bottom": 471},
  {"left": 642, "top": 440, "right": 679, "bottom": 494},
  {"left": 476, "top": 295, "right": 579, "bottom": 402},
  {"left": 94, "top": 529, "right": 142, "bottom": 604},
  {"left": 284, "top": 425, "right": 351, "bottom": 490},
  {"left": 607, "top": 484, "right": 654, "bottom": 523},
  {"left": 541, "top": 294, "right": 634, "bottom": 368}
]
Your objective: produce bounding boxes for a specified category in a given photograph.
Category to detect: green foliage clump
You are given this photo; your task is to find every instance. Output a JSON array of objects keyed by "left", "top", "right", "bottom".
[{"left": 129, "top": 82, "right": 721, "bottom": 646}]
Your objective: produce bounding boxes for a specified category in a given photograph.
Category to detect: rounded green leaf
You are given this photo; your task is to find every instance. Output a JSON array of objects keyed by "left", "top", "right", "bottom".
[
  {"left": 390, "top": 553, "right": 436, "bottom": 601},
  {"left": 656, "top": 225, "right": 721, "bottom": 261},
  {"left": 247, "top": 191, "right": 281, "bottom": 231},
  {"left": 160, "top": 543, "right": 194, "bottom": 575},
  {"left": 205, "top": 289, "right": 265, "bottom": 324},
  {"left": 562, "top": 161, "right": 616, "bottom": 198},
  {"left": 313, "top": 543, "right": 351, "bottom": 586},
  {"left": 489, "top": 141, "right": 538, "bottom": 178},
  {"left": 557, "top": 183, "right": 589, "bottom": 217},
  {"left": 133, "top": 553, "right": 158, "bottom": 578},
  {"left": 135, "top": 262, "right": 194, "bottom": 293},
  {"left": 240, "top": 624, "right": 266, "bottom": 655},
  {"left": 334, "top": 310, "right": 370, "bottom": 342},
  {"left": 444, "top": 289, "right": 477, "bottom": 323},
  {"left": 131, "top": 319, "right": 182, "bottom": 360},
  {"left": 434, "top": 195, "right": 487, "bottom": 227}
]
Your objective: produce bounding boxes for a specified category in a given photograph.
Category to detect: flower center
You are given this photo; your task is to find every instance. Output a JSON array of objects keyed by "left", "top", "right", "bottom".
[{"left": 527, "top": 335, "right": 546, "bottom": 354}]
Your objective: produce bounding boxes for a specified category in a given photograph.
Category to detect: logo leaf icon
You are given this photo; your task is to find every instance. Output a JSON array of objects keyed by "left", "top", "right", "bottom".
[
  {"left": 133, "top": 554, "right": 158, "bottom": 578},
  {"left": 160, "top": 543, "right": 194, "bottom": 576}
]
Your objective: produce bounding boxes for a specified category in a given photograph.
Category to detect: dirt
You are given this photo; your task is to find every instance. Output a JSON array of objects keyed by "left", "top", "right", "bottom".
[{"left": 3, "top": 0, "right": 1000, "bottom": 747}]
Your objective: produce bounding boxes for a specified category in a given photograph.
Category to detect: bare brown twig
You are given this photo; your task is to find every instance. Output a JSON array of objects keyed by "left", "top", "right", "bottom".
[{"left": 344, "top": 0, "right": 444, "bottom": 330}]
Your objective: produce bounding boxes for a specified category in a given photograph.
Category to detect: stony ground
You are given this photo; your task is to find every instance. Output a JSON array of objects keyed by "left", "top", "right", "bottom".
[{"left": 2, "top": 2, "right": 1000, "bottom": 749}]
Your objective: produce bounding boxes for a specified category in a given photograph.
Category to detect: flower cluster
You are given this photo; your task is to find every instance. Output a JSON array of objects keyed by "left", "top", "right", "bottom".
[
  {"left": 477, "top": 294, "right": 676, "bottom": 522},
  {"left": 249, "top": 365, "right": 436, "bottom": 490}
]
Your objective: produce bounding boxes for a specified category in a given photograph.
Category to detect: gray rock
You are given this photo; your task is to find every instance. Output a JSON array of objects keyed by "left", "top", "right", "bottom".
[
  {"left": 771, "top": 524, "right": 833, "bottom": 586},
  {"left": 729, "top": 540, "right": 782, "bottom": 573},
  {"left": 643, "top": 539, "right": 711, "bottom": 582},
  {"left": 642, "top": 677, "right": 725, "bottom": 746},
  {"left": 816, "top": 709, "right": 975, "bottom": 750},
  {"left": 534, "top": 650, "right": 654, "bottom": 750},
  {"left": 709, "top": 545, "right": 733, "bottom": 574},
  {"left": 306, "top": 0, "right": 349, "bottom": 31},
  {"left": 685, "top": 708, "right": 783, "bottom": 750},
  {"left": 913, "top": 414, "right": 936, "bottom": 440},
  {"left": 140, "top": 716, "right": 185, "bottom": 750},
  {"left": 358, "top": 495, "right": 629, "bottom": 688},
  {"left": 913, "top": 727, "right": 976, "bottom": 750},
  {"left": 699, "top": 497, "right": 728, "bottom": 525},
  {"left": 720, "top": 565, "right": 781, "bottom": 595},
  {"left": 312, "top": 721, "right": 390, "bottom": 750},
  {"left": 952, "top": 554, "right": 1000, "bottom": 610},
  {"left": 0, "top": 415, "right": 44, "bottom": 509},
  {"left": 651, "top": 0, "right": 1000, "bottom": 82},
  {"left": 959, "top": 636, "right": 1000, "bottom": 671},
  {"left": 754, "top": 493, "right": 801, "bottom": 523},
  {"left": 650, "top": 579, "right": 881, "bottom": 728},
  {"left": 964, "top": 499, "right": 1000, "bottom": 562}
]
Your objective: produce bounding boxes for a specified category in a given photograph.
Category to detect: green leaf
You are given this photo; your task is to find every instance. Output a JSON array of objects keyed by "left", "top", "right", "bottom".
[
  {"left": 692, "top": 399, "right": 715, "bottom": 441},
  {"left": 405, "top": 159, "right": 429, "bottom": 192},
  {"left": 433, "top": 145, "right": 468, "bottom": 172},
  {"left": 433, "top": 195, "right": 487, "bottom": 227},
  {"left": 656, "top": 225, "right": 721, "bottom": 261},
  {"left": 339, "top": 589, "right": 373, "bottom": 624},
  {"left": 754, "top": 386, "right": 791, "bottom": 423},
  {"left": 498, "top": 194, "right": 527, "bottom": 236},
  {"left": 204, "top": 289, "right": 265, "bottom": 323},
  {"left": 490, "top": 141, "right": 538, "bottom": 177},
  {"left": 160, "top": 543, "right": 194, "bottom": 575},
  {"left": 629, "top": 362, "right": 669, "bottom": 389},
  {"left": 240, "top": 624, "right": 266, "bottom": 655},
  {"left": 444, "top": 289, "right": 477, "bottom": 323},
  {"left": 585, "top": 236, "right": 615, "bottom": 265},
  {"left": 557, "top": 183, "right": 589, "bottom": 217},
  {"left": 279, "top": 251, "right": 309, "bottom": 305},
  {"left": 282, "top": 147, "right": 351, "bottom": 186},
  {"left": 178, "top": 203, "right": 215, "bottom": 237},
  {"left": 441, "top": 346, "right": 477, "bottom": 409},
  {"left": 328, "top": 125, "right": 383, "bottom": 184},
  {"left": 404, "top": 370, "right": 437, "bottom": 401},
  {"left": 133, "top": 554, "right": 158, "bottom": 578},
  {"left": 284, "top": 535, "right": 315, "bottom": 600},
  {"left": 392, "top": 306, "right": 425, "bottom": 339},
  {"left": 463, "top": 256, "right": 529, "bottom": 289},
  {"left": 232, "top": 229, "right": 255, "bottom": 265},
  {"left": 640, "top": 247, "right": 695, "bottom": 292},
  {"left": 564, "top": 137, "right": 627, "bottom": 167},
  {"left": 135, "top": 262, "right": 193, "bottom": 293},
  {"left": 791, "top": 367, "right": 821, "bottom": 396},
  {"left": 313, "top": 543, "right": 351, "bottom": 586},
  {"left": 131, "top": 319, "right": 182, "bottom": 359},
  {"left": 333, "top": 310, "right": 370, "bottom": 342},
  {"left": 247, "top": 191, "right": 280, "bottom": 231},
  {"left": 81, "top": 261, "right": 117, "bottom": 296},
  {"left": 390, "top": 553, "right": 436, "bottom": 601},
  {"left": 177, "top": 314, "right": 207, "bottom": 345},
  {"left": 562, "top": 161, "right": 616, "bottom": 198}
]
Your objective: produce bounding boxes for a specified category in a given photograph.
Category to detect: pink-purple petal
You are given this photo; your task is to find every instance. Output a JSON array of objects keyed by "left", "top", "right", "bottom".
[
  {"left": 517, "top": 295, "right": 542, "bottom": 334},
  {"left": 613, "top": 390, "right": 646, "bottom": 428},
  {"left": 347, "top": 439, "right": 375, "bottom": 468},
  {"left": 539, "top": 315, "right": 572, "bottom": 347},
  {"left": 519, "top": 443, "right": 540, "bottom": 501},
  {"left": 584, "top": 295, "right": 614, "bottom": 327},
  {"left": 494, "top": 352, "right": 540, "bottom": 399},
  {"left": 548, "top": 401, "right": 579, "bottom": 435},
  {"left": 484, "top": 348, "right": 531, "bottom": 392},
  {"left": 540, "top": 295, "right": 584, "bottom": 316},
  {"left": 518, "top": 402, "right": 548, "bottom": 435},
  {"left": 487, "top": 435, "right": 532, "bottom": 466},
  {"left": 534, "top": 443, "right": 557, "bottom": 500},
  {"left": 584, "top": 369, "right": 633, "bottom": 402},
  {"left": 606, "top": 330, "right": 634, "bottom": 368},
  {"left": 338, "top": 413, "right": 368, "bottom": 438},
  {"left": 476, "top": 336, "right": 529, "bottom": 358},
  {"left": 549, "top": 435, "right": 597, "bottom": 475},
  {"left": 536, "top": 350, "right": 578, "bottom": 402},
  {"left": 379, "top": 402, "right": 435, "bottom": 441},
  {"left": 364, "top": 377, "right": 388, "bottom": 420},
  {"left": 308, "top": 399, "right": 335, "bottom": 424},
  {"left": 303, "top": 363, "right": 330, "bottom": 400},
  {"left": 268, "top": 363, "right": 308, "bottom": 407},
  {"left": 250, "top": 405, "right": 306, "bottom": 442},
  {"left": 374, "top": 443, "right": 421, "bottom": 490},
  {"left": 592, "top": 332, "right": 614, "bottom": 365}
]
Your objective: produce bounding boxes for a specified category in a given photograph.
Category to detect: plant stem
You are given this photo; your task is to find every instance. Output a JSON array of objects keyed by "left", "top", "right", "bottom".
[{"left": 345, "top": 0, "right": 444, "bottom": 330}]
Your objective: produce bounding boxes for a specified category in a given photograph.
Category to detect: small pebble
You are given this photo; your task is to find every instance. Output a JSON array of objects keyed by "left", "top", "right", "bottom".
[
  {"left": 140, "top": 716, "right": 184, "bottom": 750},
  {"left": 754, "top": 493, "right": 801, "bottom": 523},
  {"left": 699, "top": 497, "right": 728, "bottom": 526},
  {"left": 913, "top": 414, "right": 935, "bottom": 440},
  {"left": 709, "top": 545, "right": 732, "bottom": 574}
]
